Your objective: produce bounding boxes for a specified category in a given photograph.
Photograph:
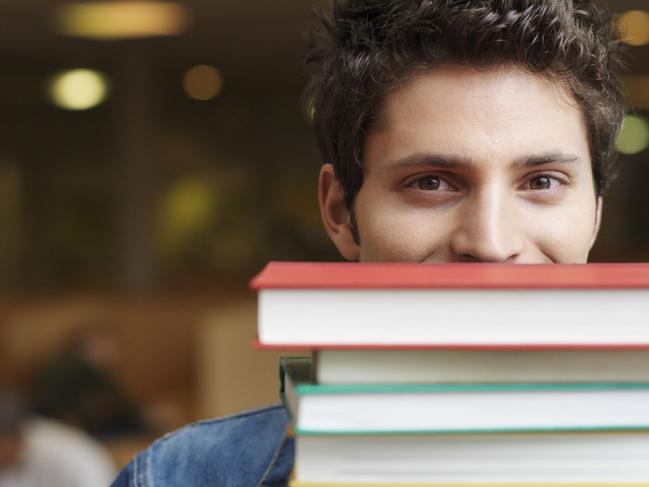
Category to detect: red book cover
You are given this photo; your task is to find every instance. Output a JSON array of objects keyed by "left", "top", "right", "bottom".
[
  {"left": 250, "top": 262, "right": 649, "bottom": 290},
  {"left": 251, "top": 338, "right": 649, "bottom": 351}
]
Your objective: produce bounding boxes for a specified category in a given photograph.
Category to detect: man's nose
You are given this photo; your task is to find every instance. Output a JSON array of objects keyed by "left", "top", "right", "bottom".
[{"left": 449, "top": 186, "right": 524, "bottom": 263}]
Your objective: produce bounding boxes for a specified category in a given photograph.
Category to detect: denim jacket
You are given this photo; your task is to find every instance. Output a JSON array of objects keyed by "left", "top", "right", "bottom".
[{"left": 110, "top": 405, "right": 294, "bottom": 487}]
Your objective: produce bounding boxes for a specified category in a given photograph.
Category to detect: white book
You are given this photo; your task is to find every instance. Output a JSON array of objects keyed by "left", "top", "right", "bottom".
[
  {"left": 252, "top": 262, "right": 649, "bottom": 346},
  {"left": 315, "top": 349, "right": 649, "bottom": 384},
  {"left": 295, "top": 433, "right": 649, "bottom": 484}
]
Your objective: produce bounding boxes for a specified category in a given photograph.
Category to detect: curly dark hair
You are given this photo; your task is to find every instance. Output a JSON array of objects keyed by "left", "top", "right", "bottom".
[{"left": 305, "top": 0, "right": 627, "bottom": 210}]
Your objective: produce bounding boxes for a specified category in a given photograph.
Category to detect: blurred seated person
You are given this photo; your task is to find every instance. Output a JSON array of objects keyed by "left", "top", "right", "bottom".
[
  {"left": 31, "top": 324, "right": 146, "bottom": 438},
  {"left": 0, "top": 391, "right": 116, "bottom": 487}
]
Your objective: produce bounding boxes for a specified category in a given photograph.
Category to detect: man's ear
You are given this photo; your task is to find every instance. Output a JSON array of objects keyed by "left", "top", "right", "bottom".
[
  {"left": 318, "top": 164, "right": 360, "bottom": 261},
  {"left": 589, "top": 196, "right": 603, "bottom": 250}
]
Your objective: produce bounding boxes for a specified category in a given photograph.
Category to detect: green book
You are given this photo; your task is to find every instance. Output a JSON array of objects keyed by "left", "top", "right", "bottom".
[{"left": 279, "top": 357, "right": 649, "bottom": 436}]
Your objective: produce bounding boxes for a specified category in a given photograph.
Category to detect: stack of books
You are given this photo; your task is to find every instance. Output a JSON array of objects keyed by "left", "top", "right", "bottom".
[{"left": 252, "top": 262, "right": 649, "bottom": 486}]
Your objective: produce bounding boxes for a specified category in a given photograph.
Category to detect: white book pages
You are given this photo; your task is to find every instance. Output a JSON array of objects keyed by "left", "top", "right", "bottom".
[
  {"left": 295, "top": 388, "right": 649, "bottom": 433},
  {"left": 296, "top": 433, "right": 649, "bottom": 483},
  {"left": 316, "top": 349, "right": 649, "bottom": 384},
  {"left": 259, "top": 288, "right": 649, "bottom": 345}
]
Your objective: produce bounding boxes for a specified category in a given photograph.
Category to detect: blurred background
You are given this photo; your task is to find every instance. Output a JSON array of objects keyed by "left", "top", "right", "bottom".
[{"left": 0, "top": 0, "right": 648, "bottom": 477}]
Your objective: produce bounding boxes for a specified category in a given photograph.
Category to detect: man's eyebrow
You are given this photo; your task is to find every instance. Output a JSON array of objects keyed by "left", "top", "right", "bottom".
[
  {"left": 511, "top": 151, "right": 582, "bottom": 169},
  {"left": 387, "top": 153, "right": 474, "bottom": 170},
  {"left": 386, "top": 151, "right": 582, "bottom": 170}
]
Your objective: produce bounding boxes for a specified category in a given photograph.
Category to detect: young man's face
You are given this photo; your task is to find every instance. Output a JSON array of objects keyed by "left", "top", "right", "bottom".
[{"left": 320, "top": 65, "right": 602, "bottom": 263}]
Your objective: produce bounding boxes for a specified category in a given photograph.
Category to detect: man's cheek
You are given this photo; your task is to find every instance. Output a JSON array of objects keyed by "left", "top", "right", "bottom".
[
  {"left": 528, "top": 209, "right": 596, "bottom": 262},
  {"left": 362, "top": 213, "right": 444, "bottom": 262}
]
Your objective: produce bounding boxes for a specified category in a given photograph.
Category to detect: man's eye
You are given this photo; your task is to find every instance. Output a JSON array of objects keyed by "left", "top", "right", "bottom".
[
  {"left": 410, "top": 175, "right": 454, "bottom": 191},
  {"left": 528, "top": 175, "right": 560, "bottom": 190},
  {"left": 418, "top": 176, "right": 440, "bottom": 190}
]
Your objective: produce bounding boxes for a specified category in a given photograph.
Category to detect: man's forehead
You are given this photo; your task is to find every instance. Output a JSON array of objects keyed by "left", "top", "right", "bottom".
[
  {"left": 378, "top": 64, "right": 577, "bottom": 128},
  {"left": 364, "top": 64, "right": 590, "bottom": 170}
]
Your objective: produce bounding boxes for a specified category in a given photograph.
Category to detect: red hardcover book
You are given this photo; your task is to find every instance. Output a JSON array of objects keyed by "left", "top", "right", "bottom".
[{"left": 251, "top": 262, "right": 649, "bottom": 348}]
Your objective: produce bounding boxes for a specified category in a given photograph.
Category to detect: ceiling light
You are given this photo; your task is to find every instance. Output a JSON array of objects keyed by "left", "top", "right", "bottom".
[
  {"left": 183, "top": 65, "right": 223, "bottom": 101},
  {"left": 48, "top": 69, "right": 109, "bottom": 110},
  {"left": 56, "top": 1, "right": 190, "bottom": 40},
  {"left": 618, "top": 10, "right": 649, "bottom": 46}
]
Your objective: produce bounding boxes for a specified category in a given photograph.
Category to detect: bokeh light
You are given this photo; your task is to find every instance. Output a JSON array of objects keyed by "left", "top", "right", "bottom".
[
  {"left": 617, "top": 10, "right": 649, "bottom": 46},
  {"left": 182, "top": 65, "right": 223, "bottom": 101},
  {"left": 56, "top": 1, "right": 190, "bottom": 40},
  {"left": 160, "top": 178, "right": 216, "bottom": 255},
  {"left": 48, "top": 69, "right": 109, "bottom": 110},
  {"left": 616, "top": 114, "right": 649, "bottom": 155},
  {"left": 621, "top": 75, "right": 649, "bottom": 110}
]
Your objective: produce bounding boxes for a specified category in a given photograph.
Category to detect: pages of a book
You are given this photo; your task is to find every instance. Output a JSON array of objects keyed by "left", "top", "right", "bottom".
[
  {"left": 260, "top": 288, "right": 649, "bottom": 346},
  {"left": 315, "top": 349, "right": 649, "bottom": 384},
  {"left": 295, "top": 433, "right": 649, "bottom": 484}
]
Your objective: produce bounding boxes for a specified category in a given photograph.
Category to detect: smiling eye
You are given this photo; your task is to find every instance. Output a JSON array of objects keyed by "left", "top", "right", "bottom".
[
  {"left": 411, "top": 175, "right": 458, "bottom": 191},
  {"left": 417, "top": 176, "right": 441, "bottom": 190},
  {"left": 529, "top": 175, "right": 559, "bottom": 190}
]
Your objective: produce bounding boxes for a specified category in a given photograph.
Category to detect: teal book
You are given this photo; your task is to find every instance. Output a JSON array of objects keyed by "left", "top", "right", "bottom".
[{"left": 279, "top": 357, "right": 649, "bottom": 436}]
